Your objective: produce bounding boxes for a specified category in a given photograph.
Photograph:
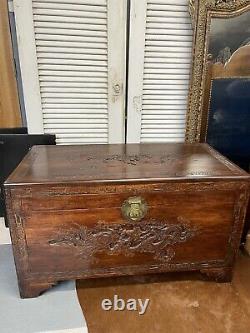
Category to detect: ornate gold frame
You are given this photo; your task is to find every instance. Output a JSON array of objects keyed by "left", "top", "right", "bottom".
[{"left": 185, "top": 0, "right": 250, "bottom": 143}]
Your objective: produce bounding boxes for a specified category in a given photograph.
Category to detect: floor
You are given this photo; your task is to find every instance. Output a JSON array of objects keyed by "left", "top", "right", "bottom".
[
  {"left": 0, "top": 218, "right": 88, "bottom": 333},
  {"left": 77, "top": 253, "right": 250, "bottom": 333}
]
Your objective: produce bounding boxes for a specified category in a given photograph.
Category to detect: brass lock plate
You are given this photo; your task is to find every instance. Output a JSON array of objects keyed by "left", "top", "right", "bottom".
[{"left": 121, "top": 196, "right": 148, "bottom": 222}]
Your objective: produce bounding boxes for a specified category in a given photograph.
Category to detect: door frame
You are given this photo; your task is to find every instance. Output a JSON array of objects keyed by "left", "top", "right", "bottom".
[{"left": 0, "top": 0, "right": 22, "bottom": 128}]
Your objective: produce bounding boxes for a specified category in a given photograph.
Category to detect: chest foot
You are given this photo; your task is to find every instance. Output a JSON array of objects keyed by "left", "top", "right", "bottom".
[
  {"left": 19, "top": 280, "right": 57, "bottom": 298},
  {"left": 200, "top": 267, "right": 233, "bottom": 283}
]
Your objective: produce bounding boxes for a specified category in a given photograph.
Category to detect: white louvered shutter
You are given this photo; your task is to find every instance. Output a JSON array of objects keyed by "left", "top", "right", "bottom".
[
  {"left": 127, "top": 0, "right": 193, "bottom": 143},
  {"left": 14, "top": 0, "right": 127, "bottom": 144}
]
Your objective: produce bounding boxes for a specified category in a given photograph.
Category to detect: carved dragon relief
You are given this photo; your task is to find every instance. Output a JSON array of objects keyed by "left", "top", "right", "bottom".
[
  {"left": 48, "top": 218, "right": 198, "bottom": 264},
  {"left": 86, "top": 153, "right": 186, "bottom": 166},
  {"left": 102, "top": 154, "right": 152, "bottom": 166}
]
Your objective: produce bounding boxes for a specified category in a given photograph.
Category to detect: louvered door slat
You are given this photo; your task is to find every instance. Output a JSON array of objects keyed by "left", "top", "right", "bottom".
[
  {"left": 38, "top": 53, "right": 107, "bottom": 60},
  {"left": 32, "top": 0, "right": 107, "bottom": 5},
  {"left": 35, "top": 28, "right": 107, "bottom": 37},
  {"left": 33, "top": 15, "right": 107, "bottom": 25},
  {"left": 147, "top": 16, "right": 191, "bottom": 24},
  {"left": 32, "top": 9, "right": 107, "bottom": 19},
  {"left": 14, "top": 0, "right": 126, "bottom": 144},
  {"left": 32, "top": 2, "right": 107, "bottom": 11}
]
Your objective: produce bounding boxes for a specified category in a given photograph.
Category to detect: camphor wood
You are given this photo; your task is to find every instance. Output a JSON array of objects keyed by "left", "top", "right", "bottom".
[{"left": 4, "top": 143, "right": 250, "bottom": 298}]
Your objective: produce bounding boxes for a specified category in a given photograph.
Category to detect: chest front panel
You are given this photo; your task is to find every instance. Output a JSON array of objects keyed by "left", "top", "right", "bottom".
[{"left": 15, "top": 182, "right": 240, "bottom": 278}]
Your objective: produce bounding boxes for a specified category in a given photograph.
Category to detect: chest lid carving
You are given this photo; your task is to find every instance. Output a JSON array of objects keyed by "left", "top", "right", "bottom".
[{"left": 4, "top": 143, "right": 249, "bottom": 186}]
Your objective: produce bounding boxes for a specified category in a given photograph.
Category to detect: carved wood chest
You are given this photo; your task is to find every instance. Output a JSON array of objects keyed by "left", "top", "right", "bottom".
[{"left": 4, "top": 143, "right": 250, "bottom": 298}]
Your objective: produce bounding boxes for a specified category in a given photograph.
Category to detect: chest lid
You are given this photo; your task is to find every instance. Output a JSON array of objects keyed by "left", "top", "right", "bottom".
[{"left": 5, "top": 143, "right": 249, "bottom": 186}]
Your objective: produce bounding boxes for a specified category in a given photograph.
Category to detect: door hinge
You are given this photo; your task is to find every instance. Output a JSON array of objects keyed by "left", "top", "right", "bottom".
[{"left": 133, "top": 96, "right": 142, "bottom": 113}]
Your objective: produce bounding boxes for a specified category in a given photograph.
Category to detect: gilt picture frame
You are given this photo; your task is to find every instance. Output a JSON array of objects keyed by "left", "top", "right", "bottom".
[{"left": 185, "top": 0, "right": 250, "bottom": 143}]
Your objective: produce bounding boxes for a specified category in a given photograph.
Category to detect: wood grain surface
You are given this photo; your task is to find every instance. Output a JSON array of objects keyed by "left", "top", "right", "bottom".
[
  {"left": 4, "top": 143, "right": 250, "bottom": 298},
  {"left": 5, "top": 143, "right": 249, "bottom": 185}
]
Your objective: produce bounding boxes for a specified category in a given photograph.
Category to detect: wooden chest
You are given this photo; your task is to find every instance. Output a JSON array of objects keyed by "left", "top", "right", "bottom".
[{"left": 4, "top": 143, "right": 250, "bottom": 298}]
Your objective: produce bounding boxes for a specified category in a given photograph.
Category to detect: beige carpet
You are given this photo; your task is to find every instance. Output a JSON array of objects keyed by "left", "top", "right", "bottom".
[{"left": 77, "top": 253, "right": 250, "bottom": 333}]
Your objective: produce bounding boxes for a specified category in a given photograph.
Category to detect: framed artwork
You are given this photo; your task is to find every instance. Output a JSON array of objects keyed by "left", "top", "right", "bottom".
[{"left": 186, "top": 0, "right": 250, "bottom": 145}]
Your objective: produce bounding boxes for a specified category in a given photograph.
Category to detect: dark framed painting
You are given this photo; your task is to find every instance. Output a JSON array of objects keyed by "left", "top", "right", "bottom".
[{"left": 186, "top": 0, "right": 250, "bottom": 144}]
